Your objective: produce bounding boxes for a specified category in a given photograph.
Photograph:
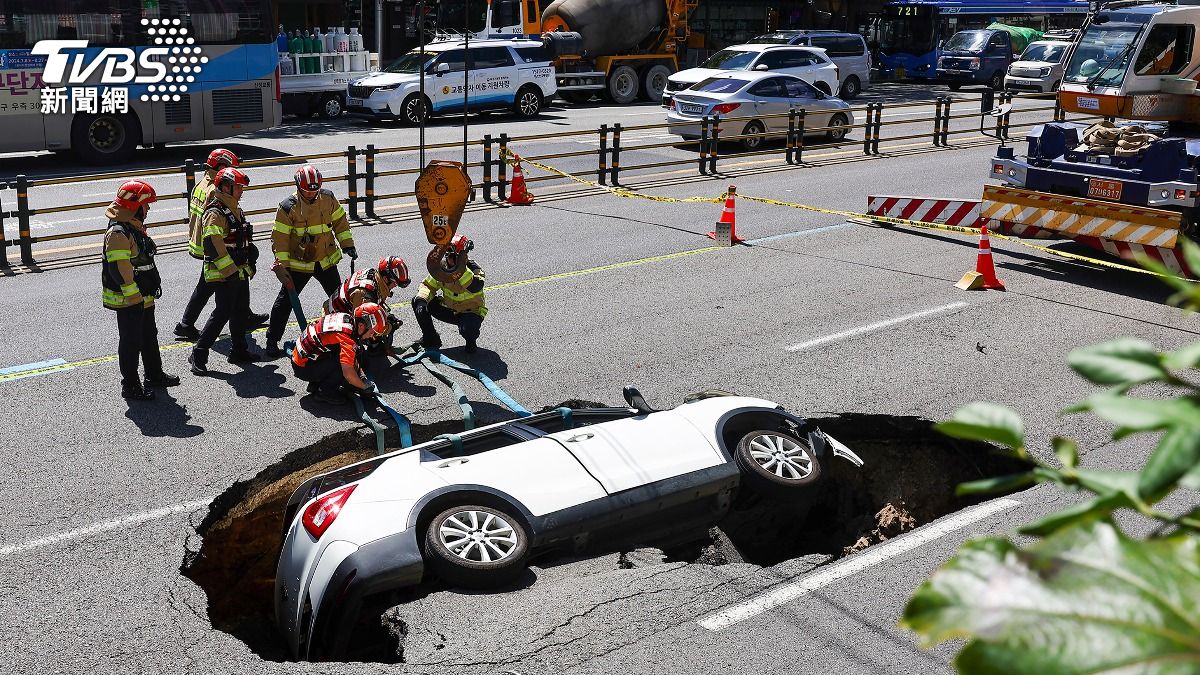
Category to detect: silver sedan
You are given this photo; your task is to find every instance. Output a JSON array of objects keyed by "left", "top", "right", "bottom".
[{"left": 666, "top": 72, "right": 854, "bottom": 150}]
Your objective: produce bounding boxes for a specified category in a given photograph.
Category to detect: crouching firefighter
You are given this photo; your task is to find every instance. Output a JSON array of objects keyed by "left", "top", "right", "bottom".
[
  {"left": 413, "top": 235, "right": 486, "bottom": 353},
  {"left": 290, "top": 302, "right": 390, "bottom": 405},
  {"left": 328, "top": 256, "right": 411, "bottom": 354},
  {"left": 102, "top": 180, "right": 180, "bottom": 400},
  {"left": 189, "top": 167, "right": 264, "bottom": 375},
  {"left": 265, "top": 164, "right": 357, "bottom": 358}
]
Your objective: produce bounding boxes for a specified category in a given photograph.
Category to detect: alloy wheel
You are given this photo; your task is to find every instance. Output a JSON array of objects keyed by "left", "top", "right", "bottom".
[
  {"left": 438, "top": 509, "right": 520, "bottom": 563},
  {"left": 747, "top": 433, "right": 814, "bottom": 480}
]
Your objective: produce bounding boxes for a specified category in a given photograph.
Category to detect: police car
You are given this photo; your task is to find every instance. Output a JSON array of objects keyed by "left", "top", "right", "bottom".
[{"left": 347, "top": 39, "right": 556, "bottom": 124}]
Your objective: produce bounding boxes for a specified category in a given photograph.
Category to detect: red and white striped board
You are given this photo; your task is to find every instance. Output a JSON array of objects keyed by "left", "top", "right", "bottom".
[
  {"left": 1072, "top": 235, "right": 1196, "bottom": 278},
  {"left": 867, "top": 196, "right": 981, "bottom": 227}
]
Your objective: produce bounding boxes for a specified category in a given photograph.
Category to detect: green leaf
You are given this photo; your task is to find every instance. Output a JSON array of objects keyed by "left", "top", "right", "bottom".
[
  {"left": 901, "top": 520, "right": 1200, "bottom": 675},
  {"left": 1086, "top": 391, "right": 1200, "bottom": 433},
  {"left": 1052, "top": 437, "right": 1078, "bottom": 469},
  {"left": 1018, "top": 492, "right": 1128, "bottom": 537},
  {"left": 1182, "top": 462, "right": 1200, "bottom": 492},
  {"left": 1165, "top": 342, "right": 1200, "bottom": 372},
  {"left": 957, "top": 472, "right": 1036, "bottom": 497},
  {"left": 1139, "top": 425, "right": 1200, "bottom": 500},
  {"left": 935, "top": 403, "right": 1025, "bottom": 451},
  {"left": 1068, "top": 338, "right": 1168, "bottom": 386},
  {"left": 1072, "top": 468, "right": 1142, "bottom": 498}
]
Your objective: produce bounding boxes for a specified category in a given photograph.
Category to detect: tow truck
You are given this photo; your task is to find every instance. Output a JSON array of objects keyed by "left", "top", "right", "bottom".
[{"left": 984, "top": 1, "right": 1200, "bottom": 276}]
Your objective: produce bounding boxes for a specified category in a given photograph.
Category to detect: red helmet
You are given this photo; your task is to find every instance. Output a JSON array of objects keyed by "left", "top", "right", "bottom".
[
  {"left": 113, "top": 180, "right": 158, "bottom": 211},
  {"left": 449, "top": 234, "right": 474, "bottom": 255},
  {"left": 295, "top": 164, "right": 322, "bottom": 200},
  {"left": 204, "top": 148, "right": 240, "bottom": 171},
  {"left": 354, "top": 302, "right": 390, "bottom": 338},
  {"left": 214, "top": 167, "right": 250, "bottom": 199},
  {"left": 377, "top": 256, "right": 410, "bottom": 288}
]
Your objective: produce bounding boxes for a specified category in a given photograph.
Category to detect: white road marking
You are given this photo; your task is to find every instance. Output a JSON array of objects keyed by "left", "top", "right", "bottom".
[
  {"left": 0, "top": 499, "right": 211, "bottom": 557},
  {"left": 784, "top": 301, "right": 969, "bottom": 352},
  {"left": 697, "top": 497, "right": 1021, "bottom": 631},
  {"left": 746, "top": 222, "right": 853, "bottom": 244}
]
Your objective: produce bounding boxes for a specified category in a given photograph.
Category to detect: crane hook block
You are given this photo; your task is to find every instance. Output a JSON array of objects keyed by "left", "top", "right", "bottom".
[{"left": 416, "top": 160, "right": 471, "bottom": 247}]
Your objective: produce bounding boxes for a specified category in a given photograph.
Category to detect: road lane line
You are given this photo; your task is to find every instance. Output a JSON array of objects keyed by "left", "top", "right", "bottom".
[
  {"left": 0, "top": 358, "right": 71, "bottom": 380},
  {"left": 746, "top": 222, "right": 853, "bottom": 243},
  {"left": 696, "top": 498, "right": 1021, "bottom": 631},
  {"left": 784, "top": 301, "right": 969, "bottom": 353},
  {"left": 0, "top": 499, "right": 211, "bottom": 557}
]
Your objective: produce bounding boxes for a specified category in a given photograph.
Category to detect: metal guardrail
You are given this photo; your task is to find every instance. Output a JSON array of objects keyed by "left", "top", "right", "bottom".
[{"left": 1, "top": 90, "right": 1078, "bottom": 269}]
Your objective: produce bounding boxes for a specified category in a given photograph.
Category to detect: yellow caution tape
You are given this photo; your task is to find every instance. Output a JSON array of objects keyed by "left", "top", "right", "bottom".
[{"left": 505, "top": 148, "right": 1193, "bottom": 282}]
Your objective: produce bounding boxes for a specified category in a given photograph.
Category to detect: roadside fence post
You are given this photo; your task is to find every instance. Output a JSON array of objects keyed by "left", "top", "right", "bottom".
[
  {"left": 698, "top": 117, "right": 710, "bottom": 175},
  {"left": 872, "top": 103, "right": 883, "bottom": 154},
  {"left": 1001, "top": 92, "right": 1013, "bottom": 139},
  {"left": 981, "top": 88, "right": 995, "bottom": 115},
  {"left": 1053, "top": 98, "right": 1065, "bottom": 122},
  {"left": 498, "top": 133, "right": 509, "bottom": 201},
  {"left": 933, "top": 98, "right": 944, "bottom": 147},
  {"left": 482, "top": 134, "right": 494, "bottom": 202},
  {"left": 0, "top": 182, "right": 8, "bottom": 267},
  {"left": 16, "top": 174, "right": 33, "bottom": 265},
  {"left": 365, "top": 144, "right": 377, "bottom": 219},
  {"left": 863, "top": 105, "right": 874, "bottom": 155},
  {"left": 709, "top": 116, "right": 720, "bottom": 174},
  {"left": 183, "top": 159, "right": 196, "bottom": 204},
  {"left": 786, "top": 109, "right": 796, "bottom": 163},
  {"left": 795, "top": 109, "right": 806, "bottom": 163},
  {"left": 940, "top": 97, "right": 951, "bottom": 145},
  {"left": 346, "top": 145, "right": 359, "bottom": 221},
  {"left": 611, "top": 123, "right": 622, "bottom": 185},
  {"left": 598, "top": 124, "right": 609, "bottom": 185}
]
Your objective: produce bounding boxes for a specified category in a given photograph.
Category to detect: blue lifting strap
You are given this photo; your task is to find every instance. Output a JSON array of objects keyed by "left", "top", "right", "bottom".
[
  {"left": 433, "top": 433, "right": 464, "bottom": 455},
  {"left": 288, "top": 289, "right": 306, "bottom": 328},
  {"left": 557, "top": 406, "right": 574, "bottom": 430},
  {"left": 422, "top": 359, "right": 476, "bottom": 430},
  {"left": 375, "top": 394, "right": 414, "bottom": 448},
  {"left": 434, "top": 351, "right": 532, "bottom": 417}
]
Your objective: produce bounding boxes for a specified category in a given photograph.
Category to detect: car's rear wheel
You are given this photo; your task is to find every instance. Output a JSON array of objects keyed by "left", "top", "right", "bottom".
[
  {"left": 640, "top": 64, "right": 672, "bottom": 102},
  {"left": 741, "top": 120, "right": 766, "bottom": 151},
  {"left": 513, "top": 85, "right": 543, "bottom": 118},
  {"left": 947, "top": 83, "right": 962, "bottom": 91},
  {"left": 839, "top": 75, "right": 862, "bottom": 99},
  {"left": 425, "top": 504, "right": 529, "bottom": 588},
  {"left": 72, "top": 113, "right": 140, "bottom": 165},
  {"left": 735, "top": 429, "right": 823, "bottom": 497}
]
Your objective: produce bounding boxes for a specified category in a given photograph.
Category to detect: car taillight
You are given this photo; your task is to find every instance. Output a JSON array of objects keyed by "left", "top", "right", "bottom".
[
  {"left": 712, "top": 102, "right": 741, "bottom": 115},
  {"left": 302, "top": 484, "right": 356, "bottom": 539}
]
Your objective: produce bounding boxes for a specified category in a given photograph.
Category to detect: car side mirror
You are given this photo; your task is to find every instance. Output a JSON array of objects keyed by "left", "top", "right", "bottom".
[
  {"left": 754, "top": 64, "right": 769, "bottom": 71},
  {"left": 436, "top": 63, "right": 450, "bottom": 75}
]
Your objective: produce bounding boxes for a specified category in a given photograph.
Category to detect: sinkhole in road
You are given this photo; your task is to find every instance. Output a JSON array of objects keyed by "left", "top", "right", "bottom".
[{"left": 182, "top": 409, "right": 1031, "bottom": 664}]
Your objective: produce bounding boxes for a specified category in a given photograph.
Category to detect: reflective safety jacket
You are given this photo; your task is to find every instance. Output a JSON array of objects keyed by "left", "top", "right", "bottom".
[
  {"left": 101, "top": 205, "right": 158, "bottom": 310},
  {"left": 201, "top": 191, "right": 254, "bottom": 282},
  {"left": 187, "top": 171, "right": 216, "bottom": 259},
  {"left": 416, "top": 260, "right": 487, "bottom": 317},
  {"left": 292, "top": 312, "right": 362, "bottom": 369},
  {"left": 271, "top": 189, "right": 354, "bottom": 273},
  {"left": 329, "top": 268, "right": 388, "bottom": 314}
]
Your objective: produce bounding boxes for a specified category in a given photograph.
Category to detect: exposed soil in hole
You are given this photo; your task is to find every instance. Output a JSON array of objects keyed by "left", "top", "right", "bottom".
[{"left": 183, "top": 411, "right": 1030, "bottom": 663}]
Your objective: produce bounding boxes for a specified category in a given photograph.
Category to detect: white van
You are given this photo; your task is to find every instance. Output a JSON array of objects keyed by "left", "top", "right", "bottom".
[
  {"left": 748, "top": 31, "right": 872, "bottom": 99},
  {"left": 347, "top": 39, "right": 557, "bottom": 124}
]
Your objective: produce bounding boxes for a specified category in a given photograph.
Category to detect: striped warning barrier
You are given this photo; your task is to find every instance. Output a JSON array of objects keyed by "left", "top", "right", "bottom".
[
  {"left": 867, "top": 195, "right": 981, "bottom": 227},
  {"left": 982, "top": 185, "right": 1181, "bottom": 248},
  {"left": 1074, "top": 235, "right": 1195, "bottom": 277}
]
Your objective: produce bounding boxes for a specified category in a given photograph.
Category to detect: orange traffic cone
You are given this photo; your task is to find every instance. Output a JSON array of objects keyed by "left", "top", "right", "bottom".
[
  {"left": 956, "top": 224, "right": 1006, "bottom": 291},
  {"left": 507, "top": 154, "right": 534, "bottom": 205},
  {"left": 707, "top": 186, "right": 743, "bottom": 245}
]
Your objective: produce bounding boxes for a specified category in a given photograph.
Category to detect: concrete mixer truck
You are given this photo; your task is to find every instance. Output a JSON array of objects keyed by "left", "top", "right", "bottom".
[{"left": 435, "top": 0, "right": 696, "bottom": 104}]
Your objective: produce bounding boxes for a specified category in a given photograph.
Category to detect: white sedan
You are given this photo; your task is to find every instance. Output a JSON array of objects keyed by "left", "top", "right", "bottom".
[
  {"left": 275, "top": 388, "right": 863, "bottom": 660},
  {"left": 663, "top": 44, "right": 840, "bottom": 107}
]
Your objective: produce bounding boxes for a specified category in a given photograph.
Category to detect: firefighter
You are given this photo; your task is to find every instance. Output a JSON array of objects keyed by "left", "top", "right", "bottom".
[
  {"left": 412, "top": 235, "right": 486, "bottom": 353},
  {"left": 174, "top": 148, "right": 267, "bottom": 341},
  {"left": 328, "top": 257, "right": 410, "bottom": 355},
  {"left": 291, "top": 302, "right": 390, "bottom": 404},
  {"left": 102, "top": 180, "right": 180, "bottom": 400},
  {"left": 265, "top": 164, "right": 357, "bottom": 358},
  {"left": 189, "top": 167, "right": 263, "bottom": 375}
]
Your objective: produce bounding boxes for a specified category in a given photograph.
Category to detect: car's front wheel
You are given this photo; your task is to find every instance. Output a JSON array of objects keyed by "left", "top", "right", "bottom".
[
  {"left": 513, "top": 85, "right": 543, "bottom": 118},
  {"left": 425, "top": 504, "right": 529, "bottom": 588},
  {"left": 735, "top": 429, "right": 823, "bottom": 497},
  {"left": 400, "top": 94, "right": 430, "bottom": 125}
]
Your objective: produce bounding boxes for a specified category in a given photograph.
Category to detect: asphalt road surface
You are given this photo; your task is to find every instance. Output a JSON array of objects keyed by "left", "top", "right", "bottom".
[{"left": 1, "top": 84, "right": 1194, "bottom": 674}]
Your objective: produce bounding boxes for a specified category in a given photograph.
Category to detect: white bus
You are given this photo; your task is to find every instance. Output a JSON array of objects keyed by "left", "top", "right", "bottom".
[{"left": 0, "top": 0, "right": 282, "bottom": 163}]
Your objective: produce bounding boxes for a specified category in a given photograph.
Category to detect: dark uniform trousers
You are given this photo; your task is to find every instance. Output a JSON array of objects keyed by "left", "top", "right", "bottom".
[
  {"left": 116, "top": 304, "right": 164, "bottom": 386},
  {"left": 414, "top": 298, "right": 484, "bottom": 343},
  {"left": 180, "top": 267, "right": 255, "bottom": 329},
  {"left": 267, "top": 265, "right": 342, "bottom": 343},
  {"left": 195, "top": 278, "right": 251, "bottom": 352}
]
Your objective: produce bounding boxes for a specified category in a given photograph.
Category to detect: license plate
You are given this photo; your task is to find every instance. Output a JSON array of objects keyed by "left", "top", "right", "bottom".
[
  {"left": 348, "top": 97, "right": 364, "bottom": 107},
  {"left": 680, "top": 103, "right": 703, "bottom": 114},
  {"left": 1088, "top": 178, "right": 1123, "bottom": 200}
]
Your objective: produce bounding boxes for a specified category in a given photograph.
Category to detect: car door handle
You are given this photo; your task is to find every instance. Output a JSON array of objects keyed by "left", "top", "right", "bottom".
[
  {"left": 565, "top": 433, "right": 594, "bottom": 442},
  {"left": 437, "top": 458, "right": 469, "bottom": 468}
]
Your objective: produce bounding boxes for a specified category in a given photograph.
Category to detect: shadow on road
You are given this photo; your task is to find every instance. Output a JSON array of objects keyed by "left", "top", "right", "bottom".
[{"left": 124, "top": 390, "right": 204, "bottom": 438}]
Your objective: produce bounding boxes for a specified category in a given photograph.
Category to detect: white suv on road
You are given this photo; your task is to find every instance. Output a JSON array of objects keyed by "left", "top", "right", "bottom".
[
  {"left": 347, "top": 39, "right": 556, "bottom": 124},
  {"left": 1004, "top": 39, "right": 1072, "bottom": 93},
  {"left": 663, "top": 44, "right": 840, "bottom": 107}
]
